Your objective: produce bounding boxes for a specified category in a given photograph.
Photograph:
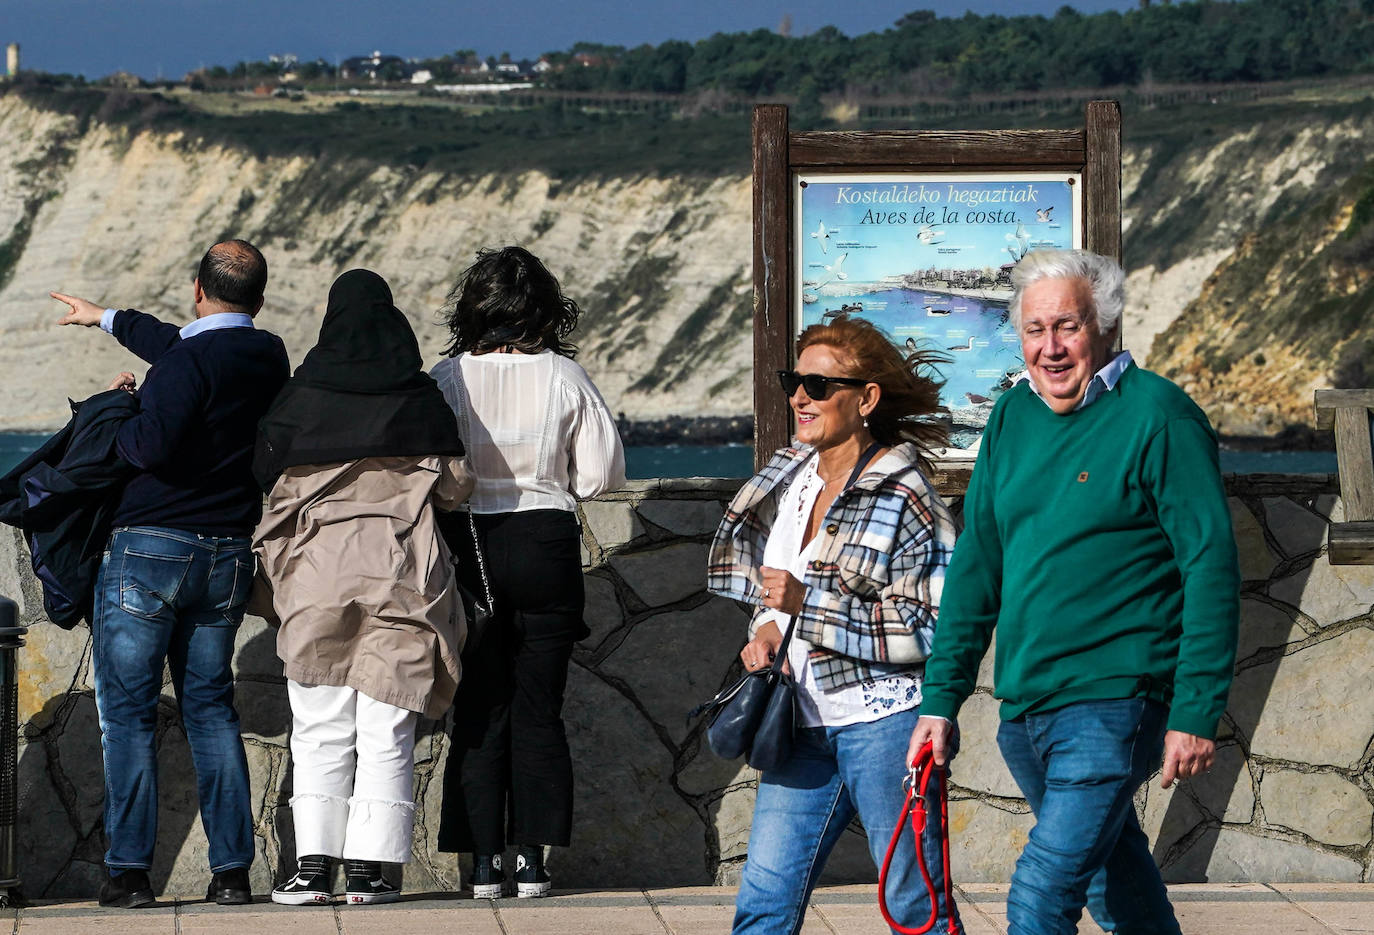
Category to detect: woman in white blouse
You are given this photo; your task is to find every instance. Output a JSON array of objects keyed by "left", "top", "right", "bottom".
[{"left": 431, "top": 246, "right": 625, "bottom": 899}]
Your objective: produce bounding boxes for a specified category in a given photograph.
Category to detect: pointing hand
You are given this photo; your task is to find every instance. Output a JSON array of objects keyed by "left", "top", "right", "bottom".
[{"left": 51, "top": 292, "right": 106, "bottom": 327}]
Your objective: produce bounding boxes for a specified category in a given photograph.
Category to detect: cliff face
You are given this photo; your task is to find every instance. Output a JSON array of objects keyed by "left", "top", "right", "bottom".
[
  {"left": 1, "top": 91, "right": 1372, "bottom": 433},
  {"left": 1149, "top": 164, "right": 1374, "bottom": 435},
  {"left": 0, "top": 94, "right": 752, "bottom": 429},
  {"left": 1121, "top": 100, "right": 1374, "bottom": 367}
]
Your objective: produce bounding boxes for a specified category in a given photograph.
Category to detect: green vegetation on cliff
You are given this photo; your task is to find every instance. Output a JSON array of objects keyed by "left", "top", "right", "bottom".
[{"left": 1, "top": 82, "right": 751, "bottom": 179}]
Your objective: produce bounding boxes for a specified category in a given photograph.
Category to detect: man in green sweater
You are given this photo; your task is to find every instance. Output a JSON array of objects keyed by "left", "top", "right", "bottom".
[{"left": 908, "top": 249, "right": 1239, "bottom": 935}]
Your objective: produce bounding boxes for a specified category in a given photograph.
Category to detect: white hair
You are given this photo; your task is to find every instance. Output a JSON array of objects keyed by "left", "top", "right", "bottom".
[{"left": 1009, "top": 249, "right": 1125, "bottom": 334}]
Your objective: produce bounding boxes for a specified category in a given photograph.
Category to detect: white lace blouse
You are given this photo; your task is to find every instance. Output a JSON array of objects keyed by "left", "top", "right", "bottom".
[{"left": 430, "top": 351, "right": 626, "bottom": 514}]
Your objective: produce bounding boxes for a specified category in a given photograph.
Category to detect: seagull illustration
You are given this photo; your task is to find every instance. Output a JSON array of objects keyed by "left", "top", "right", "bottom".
[
  {"left": 1006, "top": 222, "right": 1030, "bottom": 252},
  {"left": 947, "top": 336, "right": 984, "bottom": 352},
  {"left": 1036, "top": 207, "right": 1054, "bottom": 223},
  {"left": 811, "top": 220, "right": 831, "bottom": 255},
  {"left": 1006, "top": 245, "right": 1023, "bottom": 263},
  {"left": 924, "top": 305, "right": 951, "bottom": 316},
  {"left": 964, "top": 392, "right": 992, "bottom": 404},
  {"left": 916, "top": 224, "right": 945, "bottom": 245},
  {"left": 823, "top": 253, "right": 848, "bottom": 281}
]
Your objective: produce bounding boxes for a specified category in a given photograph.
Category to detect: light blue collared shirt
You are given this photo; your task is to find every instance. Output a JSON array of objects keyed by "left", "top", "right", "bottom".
[
  {"left": 1018, "top": 349, "right": 1134, "bottom": 413},
  {"left": 101, "top": 308, "right": 255, "bottom": 337}
]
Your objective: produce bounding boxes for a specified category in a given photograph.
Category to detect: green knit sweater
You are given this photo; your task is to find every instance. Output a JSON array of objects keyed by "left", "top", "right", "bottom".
[{"left": 920, "top": 364, "right": 1240, "bottom": 738}]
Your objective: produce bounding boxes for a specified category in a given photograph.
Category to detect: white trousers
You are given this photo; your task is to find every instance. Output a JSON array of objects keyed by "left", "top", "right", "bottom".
[{"left": 288, "top": 680, "right": 419, "bottom": 863}]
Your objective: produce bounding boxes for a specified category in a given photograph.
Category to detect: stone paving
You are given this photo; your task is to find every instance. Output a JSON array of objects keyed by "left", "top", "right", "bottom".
[{"left": 3, "top": 884, "right": 1372, "bottom": 933}]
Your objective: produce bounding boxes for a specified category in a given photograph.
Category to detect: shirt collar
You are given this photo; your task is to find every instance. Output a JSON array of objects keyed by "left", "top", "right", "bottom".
[
  {"left": 179, "top": 312, "right": 255, "bottom": 340},
  {"left": 1018, "top": 350, "right": 1134, "bottom": 413}
]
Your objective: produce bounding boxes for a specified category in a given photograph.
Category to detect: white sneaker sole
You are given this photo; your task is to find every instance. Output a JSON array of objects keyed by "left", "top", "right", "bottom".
[
  {"left": 471, "top": 881, "right": 505, "bottom": 899},
  {"left": 347, "top": 890, "right": 400, "bottom": 905},
  {"left": 271, "top": 890, "right": 331, "bottom": 905},
  {"left": 517, "top": 880, "right": 551, "bottom": 898}
]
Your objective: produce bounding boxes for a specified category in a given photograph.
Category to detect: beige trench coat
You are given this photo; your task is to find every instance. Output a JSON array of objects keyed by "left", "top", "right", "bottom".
[{"left": 252, "top": 454, "right": 475, "bottom": 719}]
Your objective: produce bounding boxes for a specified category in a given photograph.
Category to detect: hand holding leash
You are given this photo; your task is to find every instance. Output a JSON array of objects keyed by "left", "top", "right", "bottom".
[{"left": 878, "top": 741, "right": 964, "bottom": 935}]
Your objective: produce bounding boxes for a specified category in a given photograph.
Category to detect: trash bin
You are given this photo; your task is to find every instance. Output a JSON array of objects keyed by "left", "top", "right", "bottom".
[{"left": 0, "top": 596, "right": 25, "bottom": 906}]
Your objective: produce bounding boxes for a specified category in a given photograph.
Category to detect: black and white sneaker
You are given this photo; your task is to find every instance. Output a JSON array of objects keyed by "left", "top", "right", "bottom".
[
  {"left": 470, "top": 853, "right": 505, "bottom": 899},
  {"left": 515, "top": 847, "right": 550, "bottom": 898},
  {"left": 271, "top": 854, "right": 333, "bottom": 905},
  {"left": 345, "top": 859, "right": 400, "bottom": 905}
]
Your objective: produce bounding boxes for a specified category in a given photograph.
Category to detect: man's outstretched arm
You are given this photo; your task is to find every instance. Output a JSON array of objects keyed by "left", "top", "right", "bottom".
[{"left": 52, "top": 292, "right": 180, "bottom": 362}]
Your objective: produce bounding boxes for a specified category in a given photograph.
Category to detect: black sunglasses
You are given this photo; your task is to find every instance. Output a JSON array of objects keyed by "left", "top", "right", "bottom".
[{"left": 777, "top": 369, "right": 869, "bottom": 400}]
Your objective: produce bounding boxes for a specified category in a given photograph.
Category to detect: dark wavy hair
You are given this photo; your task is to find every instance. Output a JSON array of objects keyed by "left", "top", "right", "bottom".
[
  {"left": 795, "top": 314, "right": 949, "bottom": 472},
  {"left": 440, "top": 246, "right": 579, "bottom": 358}
]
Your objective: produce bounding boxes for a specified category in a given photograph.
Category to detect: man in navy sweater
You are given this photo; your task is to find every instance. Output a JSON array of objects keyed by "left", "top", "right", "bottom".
[{"left": 51, "top": 240, "right": 290, "bottom": 909}]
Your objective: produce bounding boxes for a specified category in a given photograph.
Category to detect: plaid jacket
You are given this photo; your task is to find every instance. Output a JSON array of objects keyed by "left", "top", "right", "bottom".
[{"left": 707, "top": 442, "right": 957, "bottom": 692}]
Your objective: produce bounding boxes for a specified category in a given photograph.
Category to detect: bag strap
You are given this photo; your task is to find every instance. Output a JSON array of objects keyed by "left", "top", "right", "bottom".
[
  {"left": 769, "top": 615, "right": 799, "bottom": 673},
  {"left": 763, "top": 445, "right": 874, "bottom": 673},
  {"left": 466, "top": 509, "right": 494, "bottom": 606},
  {"left": 764, "top": 443, "right": 875, "bottom": 671},
  {"left": 846, "top": 440, "right": 883, "bottom": 491},
  {"left": 877, "top": 742, "right": 964, "bottom": 935}
]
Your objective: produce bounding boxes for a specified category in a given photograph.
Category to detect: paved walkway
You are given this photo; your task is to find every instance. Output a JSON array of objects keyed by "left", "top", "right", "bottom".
[{"left": 4, "top": 883, "right": 1371, "bottom": 933}]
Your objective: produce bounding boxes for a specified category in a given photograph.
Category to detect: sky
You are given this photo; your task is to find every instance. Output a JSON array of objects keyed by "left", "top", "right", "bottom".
[{"left": 5, "top": 0, "right": 1142, "bottom": 80}]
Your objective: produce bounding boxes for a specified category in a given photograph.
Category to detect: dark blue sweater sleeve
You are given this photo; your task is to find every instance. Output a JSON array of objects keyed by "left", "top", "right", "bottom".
[
  {"left": 113, "top": 309, "right": 181, "bottom": 364},
  {"left": 114, "top": 350, "right": 207, "bottom": 471}
]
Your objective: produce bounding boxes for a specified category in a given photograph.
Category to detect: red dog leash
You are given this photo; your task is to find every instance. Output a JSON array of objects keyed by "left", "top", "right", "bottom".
[{"left": 877, "top": 741, "right": 963, "bottom": 935}]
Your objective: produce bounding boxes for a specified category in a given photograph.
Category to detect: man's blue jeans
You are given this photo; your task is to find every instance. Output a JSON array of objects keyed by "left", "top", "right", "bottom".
[
  {"left": 92, "top": 526, "right": 256, "bottom": 873},
  {"left": 996, "top": 698, "right": 1180, "bottom": 935},
  {"left": 733, "top": 707, "right": 962, "bottom": 935}
]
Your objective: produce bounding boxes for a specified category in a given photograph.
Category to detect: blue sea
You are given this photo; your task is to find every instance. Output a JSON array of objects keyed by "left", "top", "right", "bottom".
[{"left": 0, "top": 433, "right": 1336, "bottom": 480}]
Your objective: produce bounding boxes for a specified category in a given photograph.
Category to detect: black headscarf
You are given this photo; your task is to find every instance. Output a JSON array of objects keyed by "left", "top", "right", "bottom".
[{"left": 253, "top": 269, "right": 464, "bottom": 491}]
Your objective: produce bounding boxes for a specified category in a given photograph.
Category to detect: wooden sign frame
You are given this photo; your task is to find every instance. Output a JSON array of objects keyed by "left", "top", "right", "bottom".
[{"left": 750, "top": 101, "right": 1122, "bottom": 479}]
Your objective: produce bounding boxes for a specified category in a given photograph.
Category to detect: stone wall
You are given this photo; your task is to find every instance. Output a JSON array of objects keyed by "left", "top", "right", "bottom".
[{"left": 3, "top": 475, "right": 1371, "bottom": 898}]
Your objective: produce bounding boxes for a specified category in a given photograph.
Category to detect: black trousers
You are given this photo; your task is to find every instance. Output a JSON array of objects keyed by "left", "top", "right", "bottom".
[{"left": 438, "top": 508, "right": 588, "bottom": 854}]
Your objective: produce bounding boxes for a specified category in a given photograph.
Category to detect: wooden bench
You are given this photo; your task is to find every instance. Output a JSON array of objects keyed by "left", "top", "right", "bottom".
[{"left": 1315, "top": 389, "right": 1374, "bottom": 564}]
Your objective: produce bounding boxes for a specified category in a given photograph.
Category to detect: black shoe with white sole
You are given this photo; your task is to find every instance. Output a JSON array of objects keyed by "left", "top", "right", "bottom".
[
  {"left": 515, "top": 846, "right": 550, "bottom": 898},
  {"left": 271, "top": 854, "right": 333, "bottom": 905},
  {"left": 470, "top": 853, "right": 505, "bottom": 899},
  {"left": 344, "top": 859, "right": 400, "bottom": 905}
]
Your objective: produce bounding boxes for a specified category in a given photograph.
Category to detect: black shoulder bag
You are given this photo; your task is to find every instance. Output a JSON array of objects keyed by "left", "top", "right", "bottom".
[{"left": 688, "top": 614, "right": 800, "bottom": 772}]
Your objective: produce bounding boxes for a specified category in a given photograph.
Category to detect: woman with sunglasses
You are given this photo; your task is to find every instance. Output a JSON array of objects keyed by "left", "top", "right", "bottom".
[
  {"left": 707, "top": 314, "right": 963, "bottom": 935},
  {"left": 431, "top": 246, "right": 625, "bottom": 898}
]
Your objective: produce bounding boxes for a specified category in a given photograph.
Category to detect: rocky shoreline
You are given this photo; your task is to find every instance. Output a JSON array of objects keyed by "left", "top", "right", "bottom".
[
  {"left": 1218, "top": 426, "right": 1335, "bottom": 452},
  {"left": 611, "top": 415, "right": 1336, "bottom": 454},
  {"left": 615, "top": 415, "right": 753, "bottom": 446}
]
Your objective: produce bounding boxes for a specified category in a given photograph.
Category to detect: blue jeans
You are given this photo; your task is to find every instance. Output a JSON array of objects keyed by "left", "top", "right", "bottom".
[
  {"left": 92, "top": 526, "right": 255, "bottom": 873},
  {"left": 733, "top": 707, "right": 961, "bottom": 935},
  {"left": 996, "top": 698, "right": 1180, "bottom": 935}
]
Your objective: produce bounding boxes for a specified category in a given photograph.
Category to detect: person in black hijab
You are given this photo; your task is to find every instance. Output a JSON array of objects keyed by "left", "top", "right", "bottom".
[
  {"left": 252, "top": 269, "right": 474, "bottom": 906},
  {"left": 254, "top": 269, "right": 464, "bottom": 488}
]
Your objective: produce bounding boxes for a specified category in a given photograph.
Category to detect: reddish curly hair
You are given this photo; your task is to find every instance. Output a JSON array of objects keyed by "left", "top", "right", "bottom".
[{"left": 795, "top": 314, "right": 948, "bottom": 470}]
